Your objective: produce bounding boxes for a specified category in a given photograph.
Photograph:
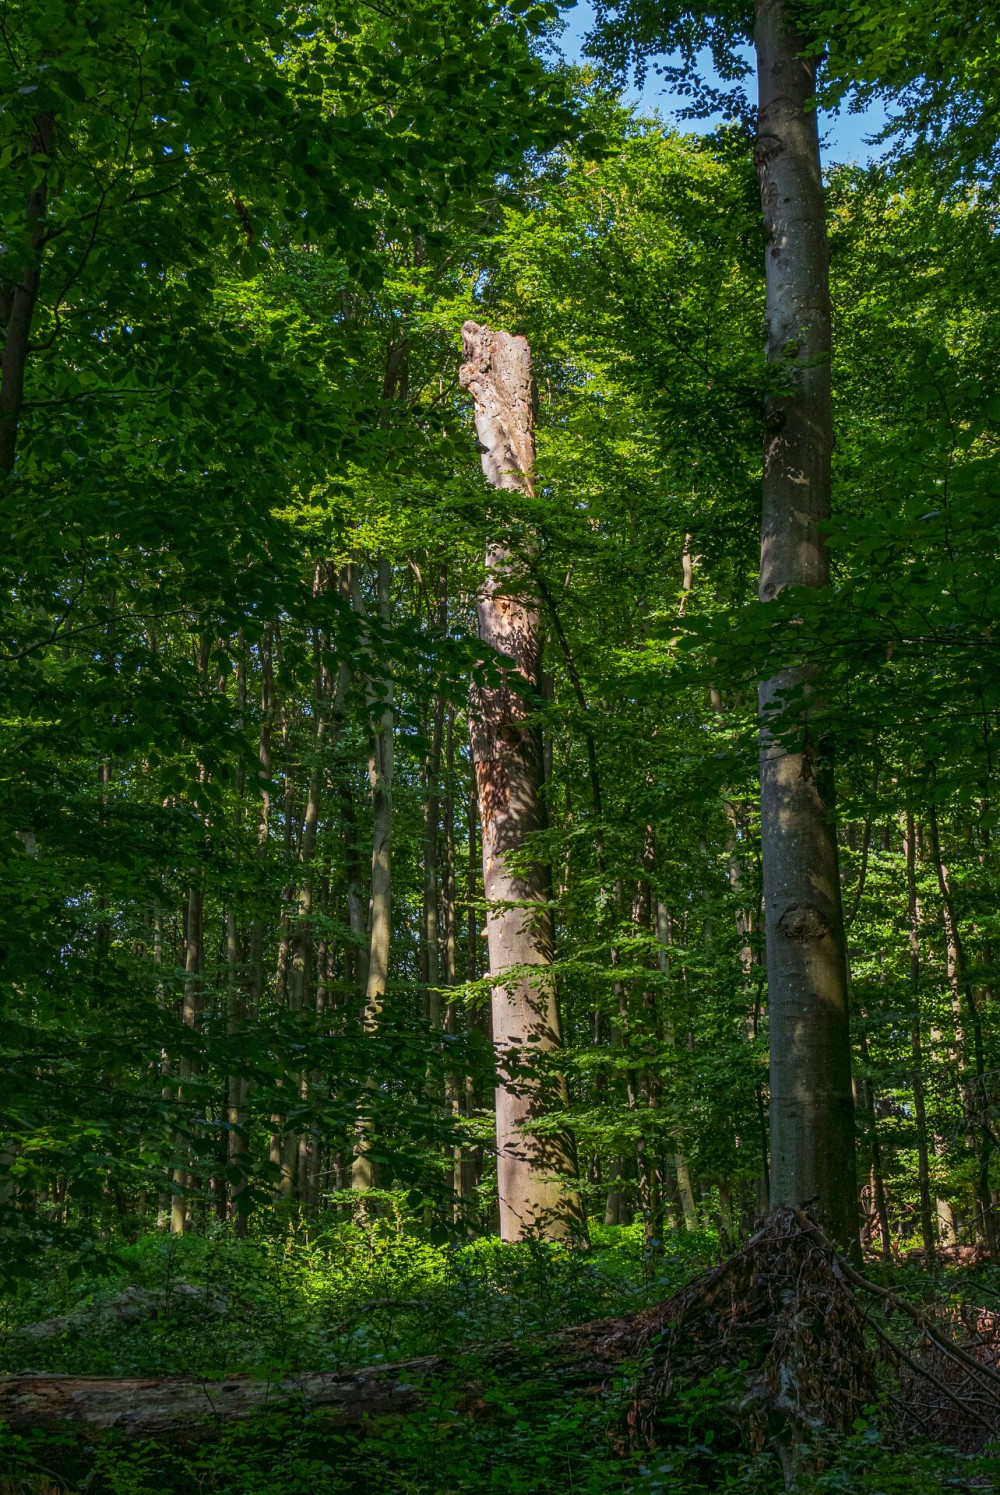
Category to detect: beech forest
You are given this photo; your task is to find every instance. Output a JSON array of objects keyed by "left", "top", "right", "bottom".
[{"left": 3, "top": 1, "right": 1000, "bottom": 1490}]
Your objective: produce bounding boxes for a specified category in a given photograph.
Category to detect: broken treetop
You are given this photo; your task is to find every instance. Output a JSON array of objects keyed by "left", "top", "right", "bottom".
[{"left": 459, "top": 321, "right": 536, "bottom": 495}]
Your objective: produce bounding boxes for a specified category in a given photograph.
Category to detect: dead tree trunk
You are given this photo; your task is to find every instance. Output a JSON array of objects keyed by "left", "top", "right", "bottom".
[
  {"left": 754, "top": 0, "right": 857, "bottom": 1251},
  {"left": 459, "top": 321, "right": 584, "bottom": 1243}
]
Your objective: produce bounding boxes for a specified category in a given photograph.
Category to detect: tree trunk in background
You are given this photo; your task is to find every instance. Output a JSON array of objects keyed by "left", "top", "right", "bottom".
[
  {"left": 422, "top": 693, "right": 444, "bottom": 1025},
  {"left": 904, "top": 811, "right": 935, "bottom": 1257},
  {"left": 459, "top": 321, "right": 584, "bottom": 1243},
  {"left": 352, "top": 556, "right": 394, "bottom": 1192},
  {"left": 225, "top": 639, "right": 250, "bottom": 1234},
  {"left": 927, "top": 805, "right": 997, "bottom": 1261},
  {"left": 856, "top": 1023, "right": 891, "bottom": 1258},
  {"left": 171, "top": 886, "right": 203, "bottom": 1235},
  {"left": 467, "top": 787, "right": 479, "bottom": 981},
  {"left": 754, "top": 0, "right": 857, "bottom": 1252},
  {"left": 655, "top": 901, "right": 698, "bottom": 1231},
  {"left": 289, "top": 605, "right": 336, "bottom": 1208},
  {"left": 0, "top": 112, "right": 53, "bottom": 476}
]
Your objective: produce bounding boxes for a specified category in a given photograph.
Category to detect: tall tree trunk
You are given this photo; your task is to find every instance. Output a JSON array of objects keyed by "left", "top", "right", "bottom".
[
  {"left": 655, "top": 901, "right": 698, "bottom": 1231},
  {"left": 171, "top": 886, "right": 203, "bottom": 1235},
  {"left": 288, "top": 597, "right": 339, "bottom": 1206},
  {"left": 467, "top": 785, "right": 480, "bottom": 981},
  {"left": 352, "top": 556, "right": 394, "bottom": 1192},
  {"left": 927, "top": 805, "right": 996, "bottom": 1261},
  {"left": 856, "top": 1024, "right": 891, "bottom": 1259},
  {"left": 0, "top": 112, "right": 53, "bottom": 476},
  {"left": 225, "top": 637, "right": 250, "bottom": 1234},
  {"left": 422, "top": 692, "right": 445, "bottom": 1025},
  {"left": 904, "top": 811, "right": 935, "bottom": 1257},
  {"left": 754, "top": 0, "right": 857, "bottom": 1251},
  {"left": 459, "top": 321, "right": 584, "bottom": 1243}
]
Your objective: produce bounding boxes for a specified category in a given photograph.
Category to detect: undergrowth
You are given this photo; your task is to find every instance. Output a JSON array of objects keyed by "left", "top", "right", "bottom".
[{"left": 0, "top": 1211, "right": 996, "bottom": 1493}]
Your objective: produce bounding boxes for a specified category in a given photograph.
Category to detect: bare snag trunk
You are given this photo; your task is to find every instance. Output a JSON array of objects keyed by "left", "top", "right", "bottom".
[
  {"left": 754, "top": 0, "right": 857, "bottom": 1252},
  {"left": 459, "top": 321, "right": 584, "bottom": 1243}
]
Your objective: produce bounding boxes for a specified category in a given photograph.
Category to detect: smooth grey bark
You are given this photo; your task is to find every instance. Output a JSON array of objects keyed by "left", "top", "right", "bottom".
[
  {"left": 459, "top": 321, "right": 584, "bottom": 1243},
  {"left": 754, "top": 0, "right": 857, "bottom": 1251}
]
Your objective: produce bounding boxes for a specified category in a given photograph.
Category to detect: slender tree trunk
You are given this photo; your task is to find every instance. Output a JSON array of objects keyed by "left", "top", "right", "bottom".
[
  {"left": 655, "top": 901, "right": 698, "bottom": 1231},
  {"left": 422, "top": 692, "right": 444, "bottom": 1025},
  {"left": 153, "top": 909, "right": 172, "bottom": 1229},
  {"left": 352, "top": 556, "right": 394, "bottom": 1192},
  {"left": 904, "top": 811, "right": 935, "bottom": 1257},
  {"left": 856, "top": 1024, "right": 891, "bottom": 1259},
  {"left": 225, "top": 905, "right": 249, "bottom": 1235},
  {"left": 341, "top": 781, "right": 369, "bottom": 998},
  {"left": 172, "top": 886, "right": 203, "bottom": 1235},
  {"left": 441, "top": 709, "right": 473, "bottom": 1214},
  {"left": 288, "top": 602, "right": 335, "bottom": 1206},
  {"left": 0, "top": 112, "right": 53, "bottom": 476},
  {"left": 459, "top": 321, "right": 584, "bottom": 1243},
  {"left": 927, "top": 806, "right": 996, "bottom": 1261},
  {"left": 467, "top": 786, "right": 480, "bottom": 981},
  {"left": 754, "top": 0, "right": 856, "bottom": 1251},
  {"left": 225, "top": 640, "right": 250, "bottom": 1234}
]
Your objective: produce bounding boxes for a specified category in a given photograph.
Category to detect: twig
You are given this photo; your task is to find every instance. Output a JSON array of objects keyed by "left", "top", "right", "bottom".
[
  {"left": 857, "top": 1296, "right": 998, "bottom": 1435},
  {"left": 795, "top": 1209, "right": 1000, "bottom": 1398}
]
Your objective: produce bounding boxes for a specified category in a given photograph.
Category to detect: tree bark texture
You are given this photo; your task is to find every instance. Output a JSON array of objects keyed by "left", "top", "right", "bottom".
[
  {"left": 754, "top": 0, "right": 857, "bottom": 1250},
  {"left": 459, "top": 321, "right": 583, "bottom": 1243}
]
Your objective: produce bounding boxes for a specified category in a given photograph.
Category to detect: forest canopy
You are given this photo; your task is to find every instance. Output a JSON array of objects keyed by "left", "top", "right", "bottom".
[{"left": 2, "top": 1, "right": 1000, "bottom": 1491}]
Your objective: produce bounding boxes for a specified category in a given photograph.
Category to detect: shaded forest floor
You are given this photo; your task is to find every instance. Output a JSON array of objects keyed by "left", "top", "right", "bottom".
[{"left": 1, "top": 1214, "right": 997, "bottom": 1494}]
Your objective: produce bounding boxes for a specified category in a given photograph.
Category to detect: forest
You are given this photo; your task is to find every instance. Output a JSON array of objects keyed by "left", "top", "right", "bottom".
[{"left": 2, "top": 0, "right": 1000, "bottom": 1490}]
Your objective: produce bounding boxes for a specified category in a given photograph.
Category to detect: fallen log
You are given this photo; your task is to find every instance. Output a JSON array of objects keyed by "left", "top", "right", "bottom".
[
  {"left": 0, "top": 1359, "right": 443, "bottom": 1435},
  {"left": 0, "top": 1307, "right": 656, "bottom": 1437}
]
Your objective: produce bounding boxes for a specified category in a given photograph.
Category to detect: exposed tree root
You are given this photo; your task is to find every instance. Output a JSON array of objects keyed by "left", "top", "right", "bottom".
[
  {"left": 2, "top": 1208, "right": 998, "bottom": 1478},
  {"left": 628, "top": 1208, "right": 1000, "bottom": 1478}
]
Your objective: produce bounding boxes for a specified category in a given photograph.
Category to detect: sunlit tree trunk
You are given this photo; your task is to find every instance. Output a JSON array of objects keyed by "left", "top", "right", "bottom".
[
  {"left": 754, "top": 0, "right": 857, "bottom": 1251},
  {"left": 460, "top": 321, "right": 584, "bottom": 1243}
]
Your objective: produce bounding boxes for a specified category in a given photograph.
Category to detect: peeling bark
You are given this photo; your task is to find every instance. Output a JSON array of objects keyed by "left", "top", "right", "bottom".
[{"left": 459, "top": 321, "right": 584, "bottom": 1243}]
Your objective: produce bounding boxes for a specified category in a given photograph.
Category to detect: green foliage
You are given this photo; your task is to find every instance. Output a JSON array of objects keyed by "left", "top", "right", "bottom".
[
  {"left": 5, "top": 1224, "right": 998, "bottom": 1490},
  {"left": 3, "top": 0, "right": 1000, "bottom": 1487}
]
